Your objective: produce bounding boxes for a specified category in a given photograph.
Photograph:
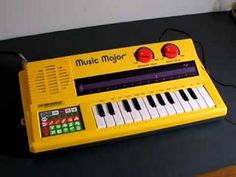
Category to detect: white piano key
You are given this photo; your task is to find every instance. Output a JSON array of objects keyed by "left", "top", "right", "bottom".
[
  {"left": 183, "top": 89, "right": 200, "bottom": 110},
  {"left": 169, "top": 92, "right": 184, "bottom": 114},
  {"left": 92, "top": 106, "right": 106, "bottom": 129},
  {"left": 161, "top": 93, "right": 176, "bottom": 115},
  {"left": 102, "top": 104, "right": 116, "bottom": 127},
  {"left": 198, "top": 86, "right": 215, "bottom": 107},
  {"left": 151, "top": 95, "right": 168, "bottom": 117},
  {"left": 111, "top": 102, "right": 125, "bottom": 125},
  {"left": 175, "top": 91, "right": 192, "bottom": 112},
  {"left": 137, "top": 98, "right": 151, "bottom": 120},
  {"left": 143, "top": 97, "right": 160, "bottom": 118},
  {"left": 192, "top": 87, "right": 208, "bottom": 109},
  {"left": 128, "top": 99, "right": 142, "bottom": 122},
  {"left": 117, "top": 101, "right": 133, "bottom": 124}
]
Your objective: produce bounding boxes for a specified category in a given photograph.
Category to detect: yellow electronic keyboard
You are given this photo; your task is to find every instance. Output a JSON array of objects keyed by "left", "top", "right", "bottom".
[{"left": 19, "top": 38, "right": 227, "bottom": 153}]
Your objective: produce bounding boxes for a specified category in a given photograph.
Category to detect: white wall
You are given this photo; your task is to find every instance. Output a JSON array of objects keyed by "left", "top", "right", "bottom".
[{"left": 0, "top": 0, "right": 234, "bottom": 40}]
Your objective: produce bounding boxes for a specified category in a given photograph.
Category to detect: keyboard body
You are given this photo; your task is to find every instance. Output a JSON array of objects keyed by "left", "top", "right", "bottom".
[{"left": 19, "top": 39, "right": 227, "bottom": 153}]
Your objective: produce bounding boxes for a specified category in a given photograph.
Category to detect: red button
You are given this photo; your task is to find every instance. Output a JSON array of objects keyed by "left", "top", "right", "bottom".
[
  {"left": 43, "top": 127, "right": 49, "bottom": 137},
  {"left": 162, "top": 43, "right": 179, "bottom": 59},
  {"left": 42, "top": 121, "right": 48, "bottom": 127},
  {"left": 135, "top": 47, "right": 154, "bottom": 63},
  {"left": 73, "top": 116, "right": 80, "bottom": 121},
  {"left": 48, "top": 120, "right": 54, "bottom": 126},
  {"left": 67, "top": 117, "right": 73, "bottom": 122},
  {"left": 54, "top": 119, "right": 61, "bottom": 125},
  {"left": 61, "top": 118, "right": 67, "bottom": 124}
]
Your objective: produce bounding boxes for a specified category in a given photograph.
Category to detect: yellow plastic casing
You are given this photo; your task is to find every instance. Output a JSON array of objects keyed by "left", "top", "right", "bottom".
[{"left": 18, "top": 39, "right": 227, "bottom": 153}]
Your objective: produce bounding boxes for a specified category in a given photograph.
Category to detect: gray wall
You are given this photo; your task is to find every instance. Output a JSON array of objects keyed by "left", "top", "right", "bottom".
[{"left": 0, "top": 0, "right": 234, "bottom": 40}]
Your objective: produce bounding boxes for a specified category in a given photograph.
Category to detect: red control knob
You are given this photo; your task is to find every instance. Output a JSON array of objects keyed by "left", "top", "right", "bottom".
[
  {"left": 135, "top": 47, "right": 154, "bottom": 63},
  {"left": 162, "top": 43, "right": 180, "bottom": 59}
]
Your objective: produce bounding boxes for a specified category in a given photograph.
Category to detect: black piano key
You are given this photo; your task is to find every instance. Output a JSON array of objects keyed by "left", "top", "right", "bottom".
[
  {"left": 165, "top": 92, "right": 174, "bottom": 104},
  {"left": 156, "top": 94, "right": 166, "bottom": 105},
  {"left": 122, "top": 100, "right": 131, "bottom": 112},
  {"left": 147, "top": 95, "right": 156, "bottom": 107},
  {"left": 179, "top": 90, "right": 189, "bottom": 101},
  {"left": 187, "top": 88, "right": 198, "bottom": 99},
  {"left": 97, "top": 104, "right": 105, "bottom": 117},
  {"left": 132, "top": 98, "right": 141, "bottom": 110},
  {"left": 106, "top": 102, "right": 115, "bottom": 115}
]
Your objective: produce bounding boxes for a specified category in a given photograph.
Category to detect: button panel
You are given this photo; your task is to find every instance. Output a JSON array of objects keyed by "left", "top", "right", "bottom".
[{"left": 39, "top": 106, "right": 84, "bottom": 137}]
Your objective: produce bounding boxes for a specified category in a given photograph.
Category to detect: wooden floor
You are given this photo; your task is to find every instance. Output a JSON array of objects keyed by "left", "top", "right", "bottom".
[{"left": 197, "top": 165, "right": 236, "bottom": 177}]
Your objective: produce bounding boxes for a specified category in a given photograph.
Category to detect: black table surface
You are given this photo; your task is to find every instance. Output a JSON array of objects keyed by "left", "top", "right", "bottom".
[{"left": 0, "top": 11, "right": 236, "bottom": 177}]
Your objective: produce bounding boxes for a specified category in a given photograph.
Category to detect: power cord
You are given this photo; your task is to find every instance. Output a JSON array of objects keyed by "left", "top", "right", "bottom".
[
  {"left": 0, "top": 51, "right": 28, "bottom": 69},
  {"left": 159, "top": 28, "right": 236, "bottom": 89},
  {"left": 159, "top": 28, "right": 207, "bottom": 67},
  {"left": 159, "top": 28, "right": 236, "bottom": 126}
]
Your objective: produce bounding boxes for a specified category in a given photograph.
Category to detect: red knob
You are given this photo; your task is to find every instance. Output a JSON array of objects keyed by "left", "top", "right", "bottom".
[
  {"left": 135, "top": 47, "right": 154, "bottom": 63},
  {"left": 162, "top": 43, "right": 180, "bottom": 59}
]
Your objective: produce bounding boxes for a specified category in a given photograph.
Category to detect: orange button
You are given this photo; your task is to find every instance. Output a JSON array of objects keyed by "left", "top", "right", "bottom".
[
  {"left": 162, "top": 43, "right": 179, "bottom": 59},
  {"left": 135, "top": 47, "right": 154, "bottom": 63}
]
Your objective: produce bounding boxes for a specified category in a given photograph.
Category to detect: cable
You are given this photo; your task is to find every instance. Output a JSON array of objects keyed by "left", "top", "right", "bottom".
[
  {"left": 225, "top": 117, "right": 236, "bottom": 126},
  {"left": 0, "top": 51, "right": 28, "bottom": 69},
  {"left": 210, "top": 76, "right": 236, "bottom": 89},
  {"left": 159, "top": 28, "right": 206, "bottom": 67},
  {"left": 158, "top": 28, "right": 236, "bottom": 126},
  {"left": 158, "top": 28, "right": 236, "bottom": 89},
  {"left": 159, "top": 28, "right": 192, "bottom": 42}
]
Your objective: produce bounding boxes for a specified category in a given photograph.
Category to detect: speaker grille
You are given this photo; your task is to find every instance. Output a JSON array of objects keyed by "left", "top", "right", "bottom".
[{"left": 27, "top": 59, "right": 75, "bottom": 103}]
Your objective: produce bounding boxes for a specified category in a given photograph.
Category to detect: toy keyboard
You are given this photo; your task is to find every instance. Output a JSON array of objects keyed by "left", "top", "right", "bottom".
[{"left": 19, "top": 38, "right": 227, "bottom": 153}]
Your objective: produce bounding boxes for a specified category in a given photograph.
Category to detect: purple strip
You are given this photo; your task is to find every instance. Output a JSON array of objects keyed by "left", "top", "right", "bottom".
[{"left": 79, "top": 67, "right": 196, "bottom": 92}]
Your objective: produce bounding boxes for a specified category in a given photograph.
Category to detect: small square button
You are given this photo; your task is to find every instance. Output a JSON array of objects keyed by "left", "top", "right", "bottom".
[
  {"left": 67, "top": 117, "right": 73, "bottom": 122},
  {"left": 43, "top": 127, "right": 49, "bottom": 137},
  {"left": 52, "top": 110, "right": 59, "bottom": 116},
  {"left": 74, "top": 121, "right": 81, "bottom": 126},
  {"left": 42, "top": 121, "right": 48, "bottom": 127},
  {"left": 75, "top": 125, "right": 83, "bottom": 131},
  {"left": 50, "top": 130, "right": 56, "bottom": 136},
  {"left": 68, "top": 122, "right": 74, "bottom": 127},
  {"left": 73, "top": 116, "right": 80, "bottom": 121},
  {"left": 47, "top": 111, "right": 52, "bottom": 116},
  {"left": 62, "top": 123, "right": 68, "bottom": 128},
  {"left": 71, "top": 107, "right": 78, "bottom": 112},
  {"left": 41, "top": 117, "right": 48, "bottom": 122},
  {"left": 69, "top": 126, "right": 75, "bottom": 132},
  {"left": 48, "top": 120, "right": 54, "bottom": 126},
  {"left": 63, "top": 127, "right": 69, "bottom": 133},
  {"left": 61, "top": 118, "right": 67, "bottom": 124},
  {"left": 54, "top": 119, "right": 61, "bottom": 125},
  {"left": 65, "top": 108, "right": 71, "bottom": 113},
  {"left": 49, "top": 125, "right": 55, "bottom": 131},
  {"left": 56, "top": 129, "right": 63, "bottom": 134},
  {"left": 56, "top": 124, "right": 61, "bottom": 129},
  {"left": 40, "top": 112, "right": 47, "bottom": 117}
]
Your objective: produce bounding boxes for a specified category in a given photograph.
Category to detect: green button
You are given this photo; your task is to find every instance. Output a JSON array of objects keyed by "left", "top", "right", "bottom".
[
  {"left": 69, "top": 126, "right": 75, "bottom": 132},
  {"left": 68, "top": 122, "right": 74, "bottom": 127},
  {"left": 63, "top": 127, "right": 69, "bottom": 133},
  {"left": 50, "top": 130, "right": 56, "bottom": 136},
  {"left": 49, "top": 125, "right": 55, "bottom": 131},
  {"left": 62, "top": 123, "right": 68, "bottom": 128},
  {"left": 56, "top": 129, "right": 63, "bottom": 134},
  {"left": 74, "top": 121, "right": 81, "bottom": 126},
  {"left": 56, "top": 124, "right": 61, "bottom": 129},
  {"left": 75, "top": 125, "right": 83, "bottom": 131}
]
